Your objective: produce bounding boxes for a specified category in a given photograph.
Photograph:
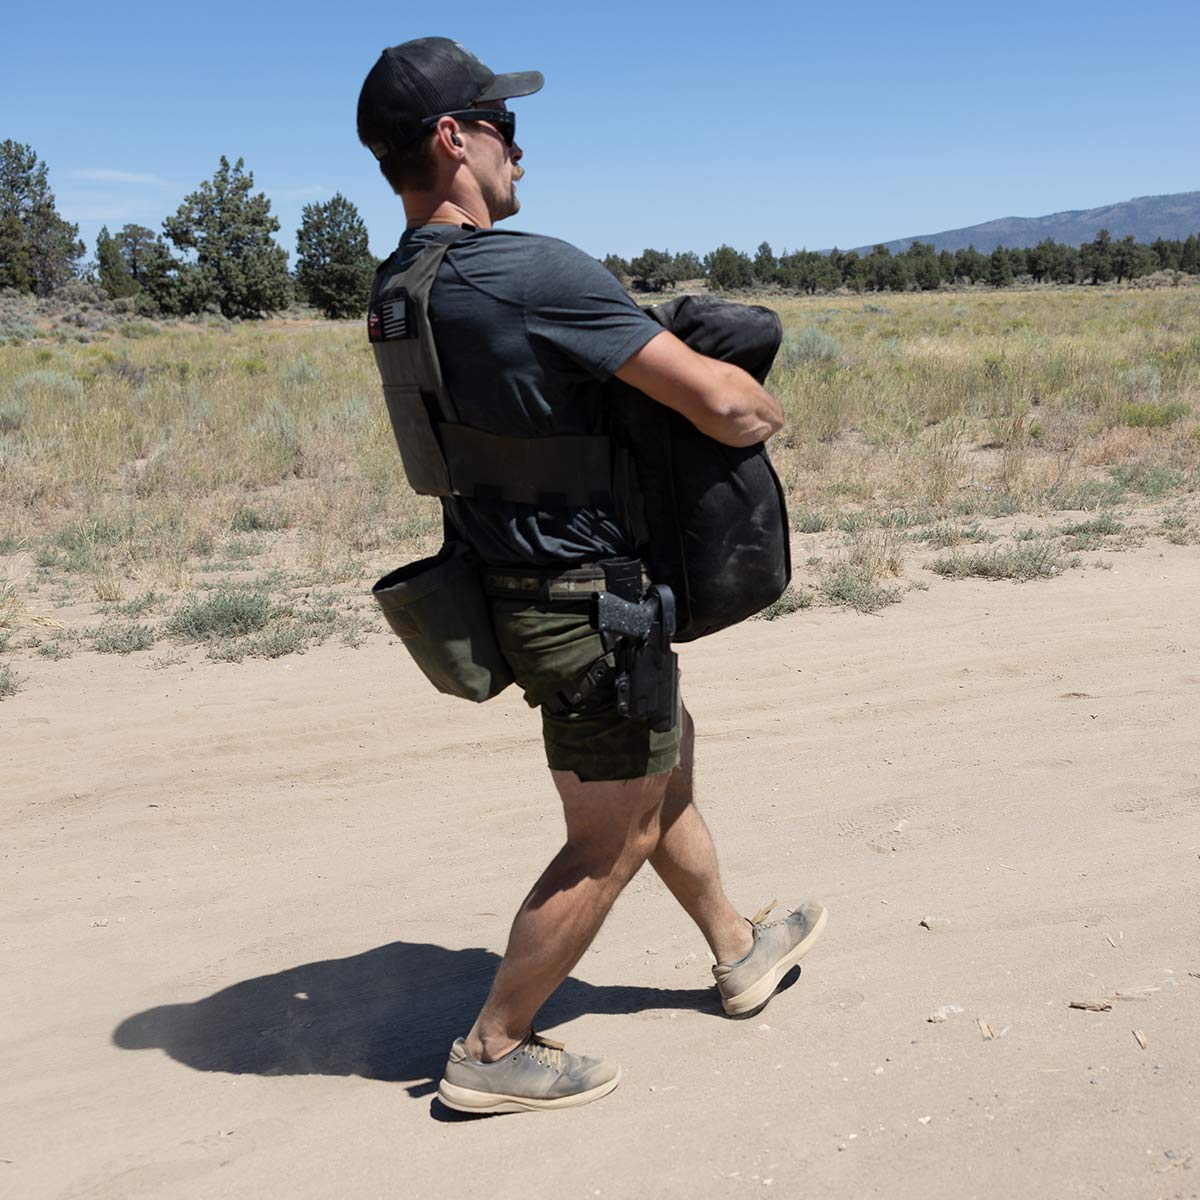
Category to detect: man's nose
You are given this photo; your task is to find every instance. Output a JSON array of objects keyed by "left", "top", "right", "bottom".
[{"left": 511, "top": 141, "right": 523, "bottom": 162}]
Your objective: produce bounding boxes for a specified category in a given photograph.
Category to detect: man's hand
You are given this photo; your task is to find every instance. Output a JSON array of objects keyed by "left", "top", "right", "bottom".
[{"left": 614, "top": 330, "right": 784, "bottom": 448}]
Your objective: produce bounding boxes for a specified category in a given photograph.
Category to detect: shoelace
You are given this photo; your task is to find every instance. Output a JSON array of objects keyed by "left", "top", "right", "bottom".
[
  {"left": 525, "top": 1030, "right": 565, "bottom": 1070},
  {"left": 750, "top": 899, "right": 780, "bottom": 928}
]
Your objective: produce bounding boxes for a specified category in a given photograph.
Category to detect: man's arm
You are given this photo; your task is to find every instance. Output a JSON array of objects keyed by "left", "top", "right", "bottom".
[{"left": 614, "top": 330, "right": 785, "bottom": 448}]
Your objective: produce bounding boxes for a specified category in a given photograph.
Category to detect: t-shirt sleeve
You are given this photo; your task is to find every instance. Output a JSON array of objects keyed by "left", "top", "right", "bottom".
[{"left": 524, "top": 239, "right": 661, "bottom": 380}]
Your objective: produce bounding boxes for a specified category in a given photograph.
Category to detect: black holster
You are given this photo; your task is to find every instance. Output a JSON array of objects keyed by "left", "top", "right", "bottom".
[{"left": 590, "top": 558, "right": 678, "bottom": 733}]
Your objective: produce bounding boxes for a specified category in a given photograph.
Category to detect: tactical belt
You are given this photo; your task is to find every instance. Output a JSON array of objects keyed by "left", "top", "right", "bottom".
[{"left": 483, "top": 564, "right": 647, "bottom": 604}]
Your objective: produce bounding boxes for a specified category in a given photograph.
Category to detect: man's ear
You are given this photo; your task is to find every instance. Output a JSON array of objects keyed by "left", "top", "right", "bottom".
[{"left": 434, "top": 118, "right": 465, "bottom": 158}]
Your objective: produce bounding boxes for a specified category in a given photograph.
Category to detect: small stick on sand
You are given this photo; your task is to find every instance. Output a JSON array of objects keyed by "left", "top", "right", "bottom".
[
  {"left": 977, "top": 1018, "right": 995, "bottom": 1040},
  {"left": 1068, "top": 1000, "right": 1112, "bottom": 1012},
  {"left": 1132, "top": 1030, "right": 1148, "bottom": 1050}
]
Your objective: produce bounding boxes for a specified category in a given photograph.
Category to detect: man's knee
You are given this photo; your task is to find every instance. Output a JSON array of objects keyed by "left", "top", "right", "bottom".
[
  {"left": 564, "top": 813, "right": 660, "bottom": 877},
  {"left": 556, "top": 772, "right": 667, "bottom": 879}
]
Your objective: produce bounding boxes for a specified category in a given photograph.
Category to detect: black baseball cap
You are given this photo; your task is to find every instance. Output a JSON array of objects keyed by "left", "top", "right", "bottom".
[{"left": 357, "top": 37, "right": 543, "bottom": 160}]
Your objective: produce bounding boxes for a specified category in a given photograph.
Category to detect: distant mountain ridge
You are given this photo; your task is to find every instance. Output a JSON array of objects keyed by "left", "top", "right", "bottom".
[{"left": 851, "top": 191, "right": 1200, "bottom": 256}]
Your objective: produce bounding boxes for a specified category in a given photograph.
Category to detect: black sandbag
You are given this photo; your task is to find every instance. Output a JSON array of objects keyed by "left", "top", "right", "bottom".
[{"left": 606, "top": 296, "right": 791, "bottom": 642}]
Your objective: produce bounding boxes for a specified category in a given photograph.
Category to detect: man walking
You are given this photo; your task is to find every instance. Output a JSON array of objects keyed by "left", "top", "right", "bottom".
[{"left": 357, "top": 37, "right": 826, "bottom": 1113}]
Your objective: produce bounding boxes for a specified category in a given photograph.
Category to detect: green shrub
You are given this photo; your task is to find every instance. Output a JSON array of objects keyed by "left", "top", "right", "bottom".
[
  {"left": 0, "top": 291, "right": 37, "bottom": 343},
  {"left": 206, "top": 620, "right": 313, "bottom": 662},
  {"left": 1110, "top": 463, "right": 1186, "bottom": 496},
  {"left": 755, "top": 586, "right": 814, "bottom": 620},
  {"left": 1119, "top": 364, "right": 1161, "bottom": 397},
  {"left": 54, "top": 515, "right": 130, "bottom": 552},
  {"left": 779, "top": 327, "right": 841, "bottom": 366},
  {"left": 12, "top": 369, "right": 83, "bottom": 401},
  {"left": 38, "top": 639, "right": 74, "bottom": 660},
  {"left": 1120, "top": 401, "right": 1189, "bottom": 428},
  {"left": 1060, "top": 514, "right": 1122, "bottom": 537},
  {"left": 166, "top": 587, "right": 272, "bottom": 640},
  {"left": 819, "top": 565, "right": 902, "bottom": 612},
  {"left": 93, "top": 623, "right": 156, "bottom": 654},
  {"left": 0, "top": 403, "right": 27, "bottom": 433},
  {"left": 791, "top": 508, "right": 831, "bottom": 533},
  {"left": 284, "top": 355, "right": 322, "bottom": 386},
  {"left": 118, "top": 320, "right": 160, "bottom": 339},
  {"left": 1042, "top": 480, "right": 1125, "bottom": 510},
  {"left": 930, "top": 541, "right": 1077, "bottom": 582},
  {"left": 836, "top": 510, "right": 871, "bottom": 533},
  {"left": 111, "top": 590, "right": 166, "bottom": 618},
  {"left": 0, "top": 662, "right": 24, "bottom": 699},
  {"left": 223, "top": 537, "right": 264, "bottom": 560},
  {"left": 244, "top": 623, "right": 311, "bottom": 659},
  {"left": 912, "top": 523, "right": 995, "bottom": 548},
  {"left": 231, "top": 504, "right": 289, "bottom": 532}
]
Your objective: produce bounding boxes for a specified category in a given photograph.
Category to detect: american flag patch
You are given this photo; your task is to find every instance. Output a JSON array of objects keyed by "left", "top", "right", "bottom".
[{"left": 368, "top": 290, "right": 415, "bottom": 342}]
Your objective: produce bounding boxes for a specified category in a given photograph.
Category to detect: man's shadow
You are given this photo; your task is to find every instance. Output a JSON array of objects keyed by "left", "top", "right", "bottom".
[{"left": 112, "top": 940, "right": 719, "bottom": 1101}]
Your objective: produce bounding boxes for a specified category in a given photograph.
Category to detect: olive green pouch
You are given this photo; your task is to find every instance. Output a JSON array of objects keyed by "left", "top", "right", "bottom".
[{"left": 372, "top": 541, "right": 514, "bottom": 702}]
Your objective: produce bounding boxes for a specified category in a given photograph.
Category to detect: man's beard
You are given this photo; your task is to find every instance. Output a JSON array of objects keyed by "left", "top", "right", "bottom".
[{"left": 483, "top": 167, "right": 522, "bottom": 221}]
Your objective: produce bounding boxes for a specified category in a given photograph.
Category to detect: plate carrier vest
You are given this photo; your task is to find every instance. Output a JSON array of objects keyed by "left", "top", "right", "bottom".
[{"left": 368, "top": 225, "right": 791, "bottom": 641}]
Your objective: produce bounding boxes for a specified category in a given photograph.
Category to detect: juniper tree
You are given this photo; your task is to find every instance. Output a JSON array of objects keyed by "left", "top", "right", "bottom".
[
  {"left": 163, "top": 156, "right": 290, "bottom": 318},
  {"left": 1080, "top": 229, "right": 1113, "bottom": 285},
  {"left": 629, "top": 248, "right": 675, "bottom": 292},
  {"left": 1111, "top": 235, "right": 1153, "bottom": 283},
  {"left": 987, "top": 245, "right": 1013, "bottom": 288},
  {"left": 753, "top": 241, "right": 777, "bottom": 284},
  {"left": 1181, "top": 235, "right": 1200, "bottom": 274},
  {"left": 671, "top": 251, "right": 703, "bottom": 281},
  {"left": 955, "top": 245, "right": 986, "bottom": 284},
  {"left": 0, "top": 140, "right": 84, "bottom": 293},
  {"left": 96, "top": 226, "right": 140, "bottom": 298},
  {"left": 0, "top": 213, "right": 32, "bottom": 291},
  {"left": 778, "top": 249, "right": 838, "bottom": 295},
  {"left": 906, "top": 241, "right": 941, "bottom": 291},
  {"left": 295, "top": 193, "right": 377, "bottom": 318},
  {"left": 601, "top": 253, "right": 631, "bottom": 280},
  {"left": 703, "top": 245, "right": 754, "bottom": 290}
]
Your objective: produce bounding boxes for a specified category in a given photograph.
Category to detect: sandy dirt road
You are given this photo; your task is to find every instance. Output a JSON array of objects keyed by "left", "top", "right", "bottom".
[{"left": 3, "top": 543, "right": 1198, "bottom": 1199}]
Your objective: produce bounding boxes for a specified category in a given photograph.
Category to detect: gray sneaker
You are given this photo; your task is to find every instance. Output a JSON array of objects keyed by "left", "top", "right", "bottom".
[
  {"left": 712, "top": 900, "right": 828, "bottom": 1017},
  {"left": 437, "top": 1030, "right": 622, "bottom": 1114}
]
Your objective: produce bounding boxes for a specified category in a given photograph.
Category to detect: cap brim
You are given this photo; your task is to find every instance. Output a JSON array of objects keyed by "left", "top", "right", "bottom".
[{"left": 475, "top": 70, "right": 543, "bottom": 103}]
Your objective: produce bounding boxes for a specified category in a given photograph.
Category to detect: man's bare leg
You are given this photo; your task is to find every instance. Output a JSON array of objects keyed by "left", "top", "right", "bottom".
[
  {"left": 464, "top": 769, "right": 671, "bottom": 1061},
  {"left": 648, "top": 707, "right": 754, "bottom": 965}
]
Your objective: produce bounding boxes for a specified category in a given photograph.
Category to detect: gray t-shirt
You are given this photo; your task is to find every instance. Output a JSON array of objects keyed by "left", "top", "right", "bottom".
[{"left": 392, "top": 225, "right": 660, "bottom": 566}]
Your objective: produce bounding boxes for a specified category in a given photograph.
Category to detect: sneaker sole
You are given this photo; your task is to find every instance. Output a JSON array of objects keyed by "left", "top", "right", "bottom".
[
  {"left": 436, "top": 1067, "right": 622, "bottom": 1114},
  {"left": 721, "top": 903, "right": 828, "bottom": 1017}
]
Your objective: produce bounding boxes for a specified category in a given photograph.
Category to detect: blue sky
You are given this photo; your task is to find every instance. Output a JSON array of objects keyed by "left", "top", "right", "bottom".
[{"left": 5, "top": 0, "right": 1198, "bottom": 264}]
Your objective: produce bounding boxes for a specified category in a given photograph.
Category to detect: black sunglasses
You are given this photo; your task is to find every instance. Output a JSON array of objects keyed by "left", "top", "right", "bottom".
[{"left": 422, "top": 108, "right": 516, "bottom": 147}]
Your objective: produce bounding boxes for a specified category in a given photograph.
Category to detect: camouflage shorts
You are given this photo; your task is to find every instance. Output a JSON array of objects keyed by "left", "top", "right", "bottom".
[{"left": 490, "top": 598, "right": 682, "bottom": 783}]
